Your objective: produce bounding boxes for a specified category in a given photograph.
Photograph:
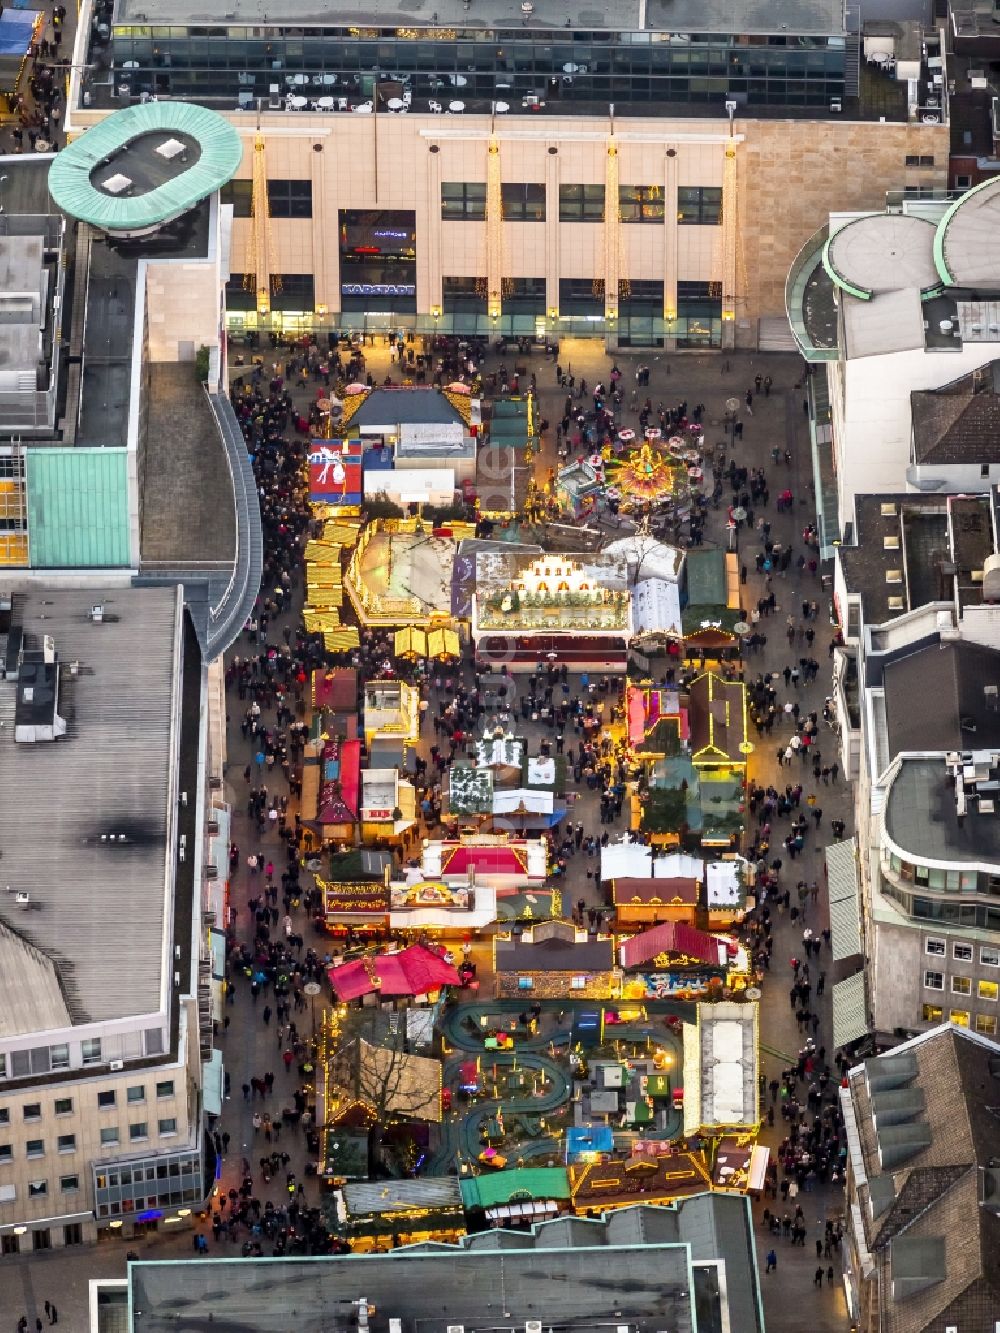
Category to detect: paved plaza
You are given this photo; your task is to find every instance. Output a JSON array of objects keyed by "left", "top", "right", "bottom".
[{"left": 7, "top": 340, "right": 851, "bottom": 1333}]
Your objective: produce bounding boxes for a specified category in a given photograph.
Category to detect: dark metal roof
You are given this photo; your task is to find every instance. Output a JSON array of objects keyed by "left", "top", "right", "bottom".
[
  {"left": 496, "top": 934, "right": 615, "bottom": 972},
  {"left": 883, "top": 640, "right": 1000, "bottom": 757},
  {"left": 353, "top": 387, "right": 466, "bottom": 429},
  {"left": 884, "top": 756, "right": 1000, "bottom": 863}
]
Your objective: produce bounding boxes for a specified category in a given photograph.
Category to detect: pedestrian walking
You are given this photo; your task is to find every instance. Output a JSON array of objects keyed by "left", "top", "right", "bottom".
[{"left": 766, "top": 1248, "right": 777, "bottom": 1273}]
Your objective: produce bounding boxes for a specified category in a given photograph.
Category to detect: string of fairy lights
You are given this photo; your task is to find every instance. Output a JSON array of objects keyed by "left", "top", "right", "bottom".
[{"left": 243, "top": 133, "right": 282, "bottom": 309}]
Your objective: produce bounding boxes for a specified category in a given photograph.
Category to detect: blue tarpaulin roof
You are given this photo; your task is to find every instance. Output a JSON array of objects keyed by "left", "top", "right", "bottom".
[
  {"left": 565, "top": 1125, "right": 614, "bottom": 1161},
  {"left": 0, "top": 9, "right": 39, "bottom": 56}
]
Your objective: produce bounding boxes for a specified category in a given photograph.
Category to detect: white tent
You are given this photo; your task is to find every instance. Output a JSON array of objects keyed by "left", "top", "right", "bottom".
[{"left": 631, "top": 577, "right": 683, "bottom": 638}]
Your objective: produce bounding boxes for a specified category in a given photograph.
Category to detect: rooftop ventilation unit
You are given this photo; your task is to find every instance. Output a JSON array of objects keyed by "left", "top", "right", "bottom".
[
  {"left": 102, "top": 173, "right": 133, "bottom": 194},
  {"left": 880, "top": 502, "right": 898, "bottom": 517}
]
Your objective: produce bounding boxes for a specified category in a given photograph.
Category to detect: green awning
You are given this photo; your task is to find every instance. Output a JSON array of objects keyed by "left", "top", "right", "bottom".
[
  {"left": 832, "top": 972, "right": 868, "bottom": 1048},
  {"left": 203, "top": 1049, "right": 224, "bottom": 1118},
  {"left": 460, "top": 1165, "right": 570, "bottom": 1210},
  {"left": 827, "top": 838, "right": 862, "bottom": 961}
]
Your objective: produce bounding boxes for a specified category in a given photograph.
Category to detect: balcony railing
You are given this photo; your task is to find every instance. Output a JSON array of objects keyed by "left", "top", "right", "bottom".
[{"left": 784, "top": 223, "right": 839, "bottom": 363}]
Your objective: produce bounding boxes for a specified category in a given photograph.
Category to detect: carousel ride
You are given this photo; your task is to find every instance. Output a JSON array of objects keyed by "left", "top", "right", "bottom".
[{"left": 604, "top": 437, "right": 701, "bottom": 514}]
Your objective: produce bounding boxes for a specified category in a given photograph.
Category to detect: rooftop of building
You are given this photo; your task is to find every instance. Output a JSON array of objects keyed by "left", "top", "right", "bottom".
[
  {"left": 112, "top": 0, "right": 847, "bottom": 35},
  {"left": 824, "top": 213, "right": 939, "bottom": 302},
  {"left": 48, "top": 101, "right": 241, "bottom": 233},
  {"left": 911, "top": 361, "right": 1000, "bottom": 464},
  {"left": 496, "top": 920, "right": 614, "bottom": 971},
  {"left": 838, "top": 492, "right": 994, "bottom": 623},
  {"left": 0, "top": 584, "right": 182, "bottom": 1030},
  {"left": 845, "top": 1024, "right": 1000, "bottom": 1333},
  {"left": 124, "top": 1194, "right": 763, "bottom": 1333},
  {"left": 883, "top": 754, "right": 1000, "bottom": 864},
  {"left": 882, "top": 639, "right": 1000, "bottom": 757},
  {"left": 139, "top": 363, "right": 237, "bottom": 566},
  {"left": 349, "top": 386, "right": 471, "bottom": 432}
]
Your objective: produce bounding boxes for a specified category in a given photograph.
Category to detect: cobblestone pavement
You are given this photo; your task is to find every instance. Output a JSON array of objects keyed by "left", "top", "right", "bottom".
[{"left": 14, "top": 339, "right": 850, "bottom": 1333}]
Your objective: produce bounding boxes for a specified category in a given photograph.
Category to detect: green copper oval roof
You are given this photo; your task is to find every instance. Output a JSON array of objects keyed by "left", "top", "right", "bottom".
[{"left": 48, "top": 102, "right": 242, "bottom": 231}]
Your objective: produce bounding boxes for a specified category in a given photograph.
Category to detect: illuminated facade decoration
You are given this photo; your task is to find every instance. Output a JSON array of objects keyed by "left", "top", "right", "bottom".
[
  {"left": 687, "top": 671, "right": 751, "bottom": 770},
  {"left": 345, "top": 517, "right": 462, "bottom": 628},
  {"left": 472, "top": 549, "right": 632, "bottom": 673}
]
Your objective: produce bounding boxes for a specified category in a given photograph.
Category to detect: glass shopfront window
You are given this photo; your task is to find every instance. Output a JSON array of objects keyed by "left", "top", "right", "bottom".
[
  {"left": 105, "top": 27, "right": 846, "bottom": 108},
  {"left": 442, "top": 277, "right": 487, "bottom": 314},
  {"left": 559, "top": 278, "right": 604, "bottom": 317},
  {"left": 340, "top": 209, "right": 416, "bottom": 313}
]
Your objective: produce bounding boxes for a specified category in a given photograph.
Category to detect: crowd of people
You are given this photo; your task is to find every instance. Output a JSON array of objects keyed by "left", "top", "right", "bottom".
[{"left": 186, "top": 328, "right": 855, "bottom": 1302}]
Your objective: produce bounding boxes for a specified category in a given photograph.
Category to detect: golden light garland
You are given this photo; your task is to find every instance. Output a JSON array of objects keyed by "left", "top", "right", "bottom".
[
  {"left": 604, "top": 139, "right": 620, "bottom": 322},
  {"left": 486, "top": 138, "right": 504, "bottom": 318}
]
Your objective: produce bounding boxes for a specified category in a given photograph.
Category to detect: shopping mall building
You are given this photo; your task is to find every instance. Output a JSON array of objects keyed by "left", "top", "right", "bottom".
[{"left": 66, "top": 0, "right": 950, "bottom": 346}]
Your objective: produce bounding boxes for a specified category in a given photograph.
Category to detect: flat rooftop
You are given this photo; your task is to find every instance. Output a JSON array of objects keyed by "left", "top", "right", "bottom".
[
  {"left": 140, "top": 363, "right": 237, "bottom": 565},
  {"left": 0, "top": 585, "right": 180, "bottom": 1027},
  {"left": 113, "top": 0, "right": 847, "bottom": 35},
  {"left": 884, "top": 756, "right": 1000, "bottom": 864},
  {"left": 130, "top": 1245, "right": 700, "bottom": 1333}
]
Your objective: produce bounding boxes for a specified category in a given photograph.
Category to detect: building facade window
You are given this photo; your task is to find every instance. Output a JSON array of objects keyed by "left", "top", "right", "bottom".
[
  {"left": 25, "top": 1140, "right": 44, "bottom": 1159},
  {"left": 32, "top": 1229, "right": 50, "bottom": 1251},
  {"left": 503, "top": 277, "right": 546, "bottom": 315},
  {"left": 221, "top": 179, "right": 252, "bottom": 217},
  {"left": 950, "top": 1009, "right": 971, "bottom": 1027},
  {"left": 976, "top": 1013, "right": 998, "bottom": 1035},
  {"left": 59, "top": 1175, "right": 79, "bottom": 1193},
  {"left": 129, "top": 1123, "right": 149, "bottom": 1142},
  {"left": 559, "top": 277, "right": 605, "bottom": 317},
  {"left": 27, "top": 1180, "right": 46, "bottom": 1197},
  {"left": 57, "top": 1135, "right": 75, "bottom": 1154},
  {"left": 100, "top": 1128, "right": 119, "bottom": 1147},
  {"left": 904, "top": 155, "right": 934, "bottom": 167},
  {"left": 559, "top": 183, "right": 605, "bottom": 221},
  {"left": 677, "top": 186, "right": 723, "bottom": 224},
  {"left": 92, "top": 1149, "right": 204, "bottom": 1220},
  {"left": 63, "top": 1223, "right": 83, "bottom": 1246},
  {"left": 127, "top": 1087, "right": 145, "bottom": 1104},
  {"left": 922, "top": 1003, "right": 943, "bottom": 1022},
  {"left": 982, "top": 947, "right": 1000, "bottom": 967},
  {"left": 0, "top": 1144, "right": 11, "bottom": 1163},
  {"left": 925, "top": 938, "right": 945, "bottom": 956},
  {"left": 441, "top": 276, "right": 487, "bottom": 315},
  {"left": 501, "top": 183, "right": 546, "bottom": 220},
  {"left": 266, "top": 179, "right": 312, "bottom": 219},
  {"left": 0, "top": 1110, "right": 7, "bottom": 1126},
  {"left": 619, "top": 184, "right": 664, "bottom": 223},
  {"left": 49, "top": 1045, "right": 69, "bottom": 1071},
  {"left": 979, "top": 979, "right": 999, "bottom": 1002},
  {"left": 924, "top": 970, "right": 944, "bottom": 990},
  {"left": 81, "top": 1039, "right": 102, "bottom": 1065},
  {"left": 158, "top": 1118, "right": 177, "bottom": 1136},
  {"left": 954, "top": 942, "right": 973, "bottom": 961},
  {"left": 952, "top": 975, "right": 972, "bottom": 994},
  {"left": 441, "top": 182, "right": 486, "bottom": 221},
  {"left": 97, "top": 1091, "right": 116, "bottom": 1110},
  {"left": 270, "top": 274, "right": 315, "bottom": 312},
  {"left": 23, "top": 1104, "right": 41, "bottom": 1122},
  {"left": 155, "top": 1081, "right": 175, "bottom": 1099},
  {"left": 54, "top": 1099, "right": 72, "bottom": 1116}
]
